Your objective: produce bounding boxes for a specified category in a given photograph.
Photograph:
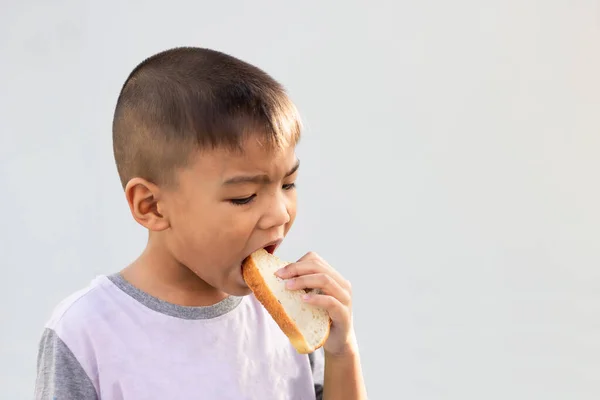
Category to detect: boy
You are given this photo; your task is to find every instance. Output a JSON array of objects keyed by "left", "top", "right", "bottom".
[{"left": 34, "top": 47, "right": 367, "bottom": 399}]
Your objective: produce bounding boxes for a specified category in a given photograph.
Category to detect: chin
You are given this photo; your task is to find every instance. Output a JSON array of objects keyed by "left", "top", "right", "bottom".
[
  {"left": 221, "top": 272, "right": 254, "bottom": 297},
  {"left": 224, "top": 285, "right": 253, "bottom": 297}
]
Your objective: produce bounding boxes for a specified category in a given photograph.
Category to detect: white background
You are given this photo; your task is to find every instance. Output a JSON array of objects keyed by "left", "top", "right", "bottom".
[{"left": 1, "top": 0, "right": 599, "bottom": 398}]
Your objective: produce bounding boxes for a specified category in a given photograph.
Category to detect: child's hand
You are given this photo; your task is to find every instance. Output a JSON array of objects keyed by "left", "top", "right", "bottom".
[{"left": 275, "top": 251, "right": 356, "bottom": 357}]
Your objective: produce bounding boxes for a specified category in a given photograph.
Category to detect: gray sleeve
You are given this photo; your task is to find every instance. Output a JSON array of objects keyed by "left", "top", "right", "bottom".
[
  {"left": 34, "top": 328, "right": 98, "bottom": 400},
  {"left": 308, "top": 348, "right": 325, "bottom": 400}
]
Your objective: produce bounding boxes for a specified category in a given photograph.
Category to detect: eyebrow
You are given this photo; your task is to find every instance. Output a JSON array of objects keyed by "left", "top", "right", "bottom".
[{"left": 222, "top": 159, "right": 300, "bottom": 186}]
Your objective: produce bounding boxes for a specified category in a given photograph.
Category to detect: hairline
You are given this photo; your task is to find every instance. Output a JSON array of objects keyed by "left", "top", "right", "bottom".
[{"left": 138, "top": 132, "right": 301, "bottom": 192}]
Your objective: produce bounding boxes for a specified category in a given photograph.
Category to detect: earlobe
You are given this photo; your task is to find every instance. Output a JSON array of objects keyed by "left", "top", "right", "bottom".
[{"left": 125, "top": 178, "right": 170, "bottom": 231}]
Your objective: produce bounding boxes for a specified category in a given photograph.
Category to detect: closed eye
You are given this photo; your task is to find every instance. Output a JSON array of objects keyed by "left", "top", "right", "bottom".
[
  {"left": 229, "top": 183, "right": 294, "bottom": 206},
  {"left": 229, "top": 194, "right": 256, "bottom": 206}
]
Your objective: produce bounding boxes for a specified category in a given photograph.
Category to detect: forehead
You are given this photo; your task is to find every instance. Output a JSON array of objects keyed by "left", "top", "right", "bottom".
[{"left": 187, "top": 137, "right": 297, "bottom": 182}]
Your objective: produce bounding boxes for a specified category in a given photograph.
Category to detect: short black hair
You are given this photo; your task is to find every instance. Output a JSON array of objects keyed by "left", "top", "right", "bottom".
[{"left": 112, "top": 47, "right": 301, "bottom": 189}]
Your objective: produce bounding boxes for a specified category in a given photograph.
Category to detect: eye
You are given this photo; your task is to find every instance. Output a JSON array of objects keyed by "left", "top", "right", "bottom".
[
  {"left": 282, "top": 183, "right": 296, "bottom": 191},
  {"left": 229, "top": 194, "right": 256, "bottom": 206}
]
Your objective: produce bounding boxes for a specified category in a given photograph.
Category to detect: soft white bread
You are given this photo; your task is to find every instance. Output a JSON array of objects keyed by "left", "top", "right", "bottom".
[{"left": 242, "top": 249, "right": 331, "bottom": 354}]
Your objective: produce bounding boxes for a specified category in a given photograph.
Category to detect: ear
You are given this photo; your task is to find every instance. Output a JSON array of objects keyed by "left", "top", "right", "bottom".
[{"left": 124, "top": 177, "right": 170, "bottom": 231}]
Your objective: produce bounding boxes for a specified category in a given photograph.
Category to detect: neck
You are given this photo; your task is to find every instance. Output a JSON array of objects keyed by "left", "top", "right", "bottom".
[{"left": 120, "top": 236, "right": 228, "bottom": 307}]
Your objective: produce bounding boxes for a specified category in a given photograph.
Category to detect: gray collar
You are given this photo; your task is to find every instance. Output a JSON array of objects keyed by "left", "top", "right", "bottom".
[{"left": 107, "top": 273, "right": 243, "bottom": 320}]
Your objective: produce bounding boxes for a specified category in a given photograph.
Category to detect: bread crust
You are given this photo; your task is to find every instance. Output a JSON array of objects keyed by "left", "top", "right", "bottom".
[{"left": 242, "top": 254, "right": 330, "bottom": 354}]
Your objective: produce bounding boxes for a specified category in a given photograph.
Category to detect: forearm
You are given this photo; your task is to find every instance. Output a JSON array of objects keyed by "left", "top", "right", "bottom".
[{"left": 322, "top": 347, "right": 368, "bottom": 400}]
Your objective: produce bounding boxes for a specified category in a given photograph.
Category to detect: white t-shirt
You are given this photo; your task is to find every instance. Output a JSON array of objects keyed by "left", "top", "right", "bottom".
[{"left": 34, "top": 274, "right": 324, "bottom": 400}]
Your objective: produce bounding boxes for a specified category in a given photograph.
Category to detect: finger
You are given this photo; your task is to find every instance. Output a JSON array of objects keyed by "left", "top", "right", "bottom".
[
  {"left": 296, "top": 251, "right": 322, "bottom": 263},
  {"left": 285, "top": 273, "right": 351, "bottom": 306},
  {"left": 297, "top": 252, "right": 350, "bottom": 290},
  {"left": 303, "top": 294, "right": 350, "bottom": 326},
  {"left": 276, "top": 253, "right": 351, "bottom": 291},
  {"left": 277, "top": 260, "right": 352, "bottom": 294},
  {"left": 275, "top": 260, "right": 320, "bottom": 279}
]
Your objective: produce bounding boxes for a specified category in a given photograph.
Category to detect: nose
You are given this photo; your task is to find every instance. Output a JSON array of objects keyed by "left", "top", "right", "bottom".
[{"left": 258, "top": 191, "right": 291, "bottom": 230}]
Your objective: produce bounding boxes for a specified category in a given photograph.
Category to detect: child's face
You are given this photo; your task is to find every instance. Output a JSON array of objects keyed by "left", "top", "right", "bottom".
[{"left": 160, "top": 137, "right": 298, "bottom": 296}]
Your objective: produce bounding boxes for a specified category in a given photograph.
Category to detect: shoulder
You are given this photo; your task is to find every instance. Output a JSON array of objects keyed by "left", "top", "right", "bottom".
[
  {"left": 44, "top": 275, "right": 121, "bottom": 339},
  {"left": 35, "top": 276, "right": 115, "bottom": 400}
]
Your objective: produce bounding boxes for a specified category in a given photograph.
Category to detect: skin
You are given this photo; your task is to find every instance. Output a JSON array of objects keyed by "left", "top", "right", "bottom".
[{"left": 121, "top": 135, "right": 367, "bottom": 399}]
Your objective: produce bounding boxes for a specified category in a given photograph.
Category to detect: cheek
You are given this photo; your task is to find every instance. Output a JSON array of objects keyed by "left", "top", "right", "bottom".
[
  {"left": 167, "top": 197, "right": 220, "bottom": 257},
  {"left": 284, "top": 194, "right": 298, "bottom": 234},
  {"left": 177, "top": 203, "right": 258, "bottom": 256},
  {"left": 211, "top": 218, "right": 255, "bottom": 247}
]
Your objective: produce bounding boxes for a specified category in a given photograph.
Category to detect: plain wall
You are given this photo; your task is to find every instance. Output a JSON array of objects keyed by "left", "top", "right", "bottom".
[{"left": 1, "top": 0, "right": 599, "bottom": 398}]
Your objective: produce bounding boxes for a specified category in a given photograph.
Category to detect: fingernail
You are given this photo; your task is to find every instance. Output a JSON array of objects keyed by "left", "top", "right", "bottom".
[
  {"left": 302, "top": 294, "right": 310, "bottom": 301},
  {"left": 285, "top": 279, "right": 295, "bottom": 288},
  {"left": 275, "top": 268, "right": 285, "bottom": 277}
]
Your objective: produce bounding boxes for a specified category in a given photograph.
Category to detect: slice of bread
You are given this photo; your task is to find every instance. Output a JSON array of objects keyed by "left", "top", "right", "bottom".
[{"left": 242, "top": 249, "right": 331, "bottom": 354}]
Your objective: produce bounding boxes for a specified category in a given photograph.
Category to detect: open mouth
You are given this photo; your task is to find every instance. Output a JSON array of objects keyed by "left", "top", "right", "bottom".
[
  {"left": 241, "top": 242, "right": 280, "bottom": 267},
  {"left": 263, "top": 244, "right": 277, "bottom": 254}
]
